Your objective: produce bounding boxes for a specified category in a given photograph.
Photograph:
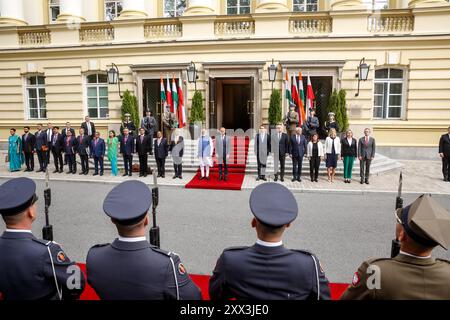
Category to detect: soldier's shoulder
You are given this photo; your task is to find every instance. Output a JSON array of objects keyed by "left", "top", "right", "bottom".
[
  {"left": 223, "top": 246, "right": 250, "bottom": 253},
  {"left": 31, "top": 238, "right": 53, "bottom": 246},
  {"left": 436, "top": 258, "right": 450, "bottom": 266},
  {"left": 87, "top": 243, "right": 111, "bottom": 254}
]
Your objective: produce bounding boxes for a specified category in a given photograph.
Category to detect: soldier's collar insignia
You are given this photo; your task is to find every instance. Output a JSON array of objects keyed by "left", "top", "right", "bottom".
[
  {"left": 352, "top": 272, "right": 361, "bottom": 287},
  {"left": 56, "top": 251, "right": 66, "bottom": 263},
  {"left": 178, "top": 263, "right": 186, "bottom": 275}
]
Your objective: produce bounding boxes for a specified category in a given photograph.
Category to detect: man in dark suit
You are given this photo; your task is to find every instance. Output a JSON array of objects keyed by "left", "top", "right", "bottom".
[
  {"left": 45, "top": 123, "right": 53, "bottom": 165},
  {"left": 81, "top": 116, "right": 96, "bottom": 141},
  {"left": 61, "top": 122, "right": 76, "bottom": 140},
  {"left": 50, "top": 126, "right": 64, "bottom": 174},
  {"left": 272, "top": 123, "right": 289, "bottom": 182},
  {"left": 358, "top": 128, "right": 376, "bottom": 184},
  {"left": 86, "top": 180, "right": 201, "bottom": 300},
  {"left": 254, "top": 125, "right": 271, "bottom": 181},
  {"left": 290, "top": 127, "right": 307, "bottom": 182},
  {"left": 34, "top": 124, "right": 47, "bottom": 172},
  {"left": 210, "top": 183, "right": 330, "bottom": 300},
  {"left": 22, "top": 126, "right": 36, "bottom": 172},
  {"left": 136, "top": 127, "right": 151, "bottom": 177},
  {"left": 63, "top": 129, "right": 77, "bottom": 174},
  {"left": 439, "top": 126, "right": 450, "bottom": 182},
  {"left": 216, "top": 127, "right": 231, "bottom": 181},
  {"left": 154, "top": 131, "right": 168, "bottom": 178},
  {"left": 120, "top": 128, "right": 135, "bottom": 177},
  {"left": 90, "top": 131, "right": 105, "bottom": 176},
  {"left": 76, "top": 127, "right": 90, "bottom": 175}
]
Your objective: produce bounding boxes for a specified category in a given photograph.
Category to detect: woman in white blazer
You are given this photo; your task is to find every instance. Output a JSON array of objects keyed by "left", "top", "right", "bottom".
[
  {"left": 197, "top": 129, "right": 214, "bottom": 180},
  {"left": 307, "top": 133, "right": 324, "bottom": 182},
  {"left": 324, "top": 128, "right": 341, "bottom": 183}
]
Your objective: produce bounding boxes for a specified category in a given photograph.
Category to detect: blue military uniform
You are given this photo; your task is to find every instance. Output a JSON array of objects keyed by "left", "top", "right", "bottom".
[
  {"left": 209, "top": 182, "right": 331, "bottom": 300},
  {"left": 86, "top": 180, "right": 202, "bottom": 300},
  {"left": 0, "top": 178, "right": 85, "bottom": 300}
]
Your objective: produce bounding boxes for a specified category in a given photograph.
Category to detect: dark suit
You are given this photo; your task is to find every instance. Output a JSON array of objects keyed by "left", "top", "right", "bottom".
[
  {"left": 341, "top": 137, "right": 357, "bottom": 157},
  {"left": 81, "top": 121, "right": 96, "bottom": 140},
  {"left": 120, "top": 121, "right": 137, "bottom": 136},
  {"left": 290, "top": 134, "right": 307, "bottom": 180},
  {"left": 209, "top": 244, "right": 330, "bottom": 300},
  {"left": 136, "top": 134, "right": 151, "bottom": 176},
  {"left": 86, "top": 239, "right": 201, "bottom": 300},
  {"left": 120, "top": 135, "right": 135, "bottom": 175},
  {"left": 254, "top": 133, "right": 271, "bottom": 178},
  {"left": 272, "top": 132, "right": 289, "bottom": 180},
  {"left": 35, "top": 130, "right": 47, "bottom": 171},
  {"left": 63, "top": 136, "right": 78, "bottom": 173},
  {"left": 61, "top": 127, "right": 75, "bottom": 140},
  {"left": 0, "top": 231, "right": 85, "bottom": 300},
  {"left": 154, "top": 138, "right": 168, "bottom": 177},
  {"left": 216, "top": 135, "right": 231, "bottom": 179},
  {"left": 76, "top": 134, "right": 90, "bottom": 174},
  {"left": 90, "top": 138, "right": 105, "bottom": 175},
  {"left": 439, "top": 133, "right": 450, "bottom": 180},
  {"left": 22, "top": 133, "right": 36, "bottom": 171},
  {"left": 170, "top": 136, "right": 184, "bottom": 178},
  {"left": 50, "top": 133, "right": 64, "bottom": 171},
  {"left": 358, "top": 136, "right": 376, "bottom": 182}
]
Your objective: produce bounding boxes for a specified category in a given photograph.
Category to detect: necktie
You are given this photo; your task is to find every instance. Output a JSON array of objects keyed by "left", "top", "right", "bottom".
[
  {"left": 124, "top": 136, "right": 128, "bottom": 144},
  {"left": 53, "top": 134, "right": 56, "bottom": 144},
  {"left": 365, "top": 136, "right": 368, "bottom": 146},
  {"left": 95, "top": 139, "right": 98, "bottom": 147},
  {"left": 66, "top": 138, "right": 70, "bottom": 147}
]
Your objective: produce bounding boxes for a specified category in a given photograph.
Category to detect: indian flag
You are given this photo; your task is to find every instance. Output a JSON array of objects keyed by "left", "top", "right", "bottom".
[
  {"left": 166, "top": 75, "right": 173, "bottom": 113},
  {"left": 291, "top": 73, "right": 303, "bottom": 124},
  {"left": 285, "top": 70, "right": 292, "bottom": 104},
  {"left": 177, "top": 79, "right": 186, "bottom": 128},
  {"left": 160, "top": 77, "right": 167, "bottom": 109},
  {"left": 171, "top": 76, "right": 179, "bottom": 127}
]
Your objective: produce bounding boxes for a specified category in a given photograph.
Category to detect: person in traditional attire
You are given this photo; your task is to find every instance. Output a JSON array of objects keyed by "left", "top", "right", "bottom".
[
  {"left": 107, "top": 130, "right": 119, "bottom": 176},
  {"left": 197, "top": 129, "right": 213, "bottom": 180},
  {"left": 8, "top": 128, "right": 23, "bottom": 172}
]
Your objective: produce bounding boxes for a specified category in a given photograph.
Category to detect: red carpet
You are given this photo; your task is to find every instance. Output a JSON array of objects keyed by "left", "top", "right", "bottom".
[
  {"left": 185, "top": 136, "right": 249, "bottom": 191},
  {"left": 77, "top": 264, "right": 348, "bottom": 300}
]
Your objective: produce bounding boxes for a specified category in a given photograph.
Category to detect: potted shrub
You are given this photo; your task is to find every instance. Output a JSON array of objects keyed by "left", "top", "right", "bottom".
[
  {"left": 121, "top": 90, "right": 140, "bottom": 130},
  {"left": 268, "top": 89, "right": 282, "bottom": 134},
  {"left": 188, "top": 90, "right": 205, "bottom": 138}
]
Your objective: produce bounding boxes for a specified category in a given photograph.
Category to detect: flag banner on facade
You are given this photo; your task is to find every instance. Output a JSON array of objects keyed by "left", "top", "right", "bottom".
[
  {"left": 306, "top": 73, "right": 315, "bottom": 117},
  {"left": 285, "top": 70, "right": 292, "bottom": 105},
  {"left": 177, "top": 79, "right": 186, "bottom": 128},
  {"left": 171, "top": 76, "right": 179, "bottom": 127},
  {"left": 166, "top": 75, "right": 173, "bottom": 113},
  {"left": 160, "top": 77, "right": 167, "bottom": 110},
  {"left": 291, "top": 73, "right": 303, "bottom": 125}
]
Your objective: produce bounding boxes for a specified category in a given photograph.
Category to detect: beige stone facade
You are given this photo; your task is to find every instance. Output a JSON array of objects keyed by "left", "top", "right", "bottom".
[{"left": 0, "top": 0, "right": 450, "bottom": 147}]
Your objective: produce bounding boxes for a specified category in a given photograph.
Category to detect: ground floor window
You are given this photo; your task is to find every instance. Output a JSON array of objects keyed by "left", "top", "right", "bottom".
[
  {"left": 26, "top": 75, "right": 47, "bottom": 119},
  {"left": 373, "top": 68, "right": 404, "bottom": 119},
  {"left": 86, "top": 74, "right": 109, "bottom": 119}
]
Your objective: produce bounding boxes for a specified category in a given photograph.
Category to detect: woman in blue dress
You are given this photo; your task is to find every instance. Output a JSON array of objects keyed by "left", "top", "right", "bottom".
[{"left": 8, "top": 128, "right": 23, "bottom": 172}]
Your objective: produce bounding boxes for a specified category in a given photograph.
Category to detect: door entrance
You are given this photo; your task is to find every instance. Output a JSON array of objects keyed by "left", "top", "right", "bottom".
[
  {"left": 209, "top": 77, "right": 254, "bottom": 131},
  {"left": 143, "top": 79, "right": 162, "bottom": 133}
]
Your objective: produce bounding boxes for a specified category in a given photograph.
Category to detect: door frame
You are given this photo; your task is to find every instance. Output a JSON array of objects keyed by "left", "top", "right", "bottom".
[{"left": 204, "top": 62, "right": 265, "bottom": 131}]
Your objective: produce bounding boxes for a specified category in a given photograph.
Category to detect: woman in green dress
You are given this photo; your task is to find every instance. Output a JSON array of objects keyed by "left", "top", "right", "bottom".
[
  {"left": 8, "top": 128, "right": 23, "bottom": 172},
  {"left": 107, "top": 130, "right": 119, "bottom": 176}
]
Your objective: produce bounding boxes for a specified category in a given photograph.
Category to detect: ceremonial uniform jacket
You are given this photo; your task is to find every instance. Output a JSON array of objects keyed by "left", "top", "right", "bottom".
[
  {"left": 209, "top": 244, "right": 330, "bottom": 300},
  {"left": 340, "top": 253, "right": 450, "bottom": 300}
]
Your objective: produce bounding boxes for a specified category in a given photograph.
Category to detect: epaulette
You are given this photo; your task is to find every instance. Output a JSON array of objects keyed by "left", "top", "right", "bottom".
[
  {"left": 436, "top": 258, "right": 450, "bottom": 265},
  {"left": 150, "top": 246, "right": 172, "bottom": 257},
  {"left": 223, "top": 246, "right": 249, "bottom": 251},
  {"left": 291, "top": 249, "right": 313, "bottom": 256},
  {"left": 366, "top": 257, "right": 391, "bottom": 264},
  {"left": 32, "top": 238, "right": 52, "bottom": 246}
]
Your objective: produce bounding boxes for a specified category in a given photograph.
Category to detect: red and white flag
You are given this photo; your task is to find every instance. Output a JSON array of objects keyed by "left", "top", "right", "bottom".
[
  {"left": 306, "top": 73, "right": 315, "bottom": 117},
  {"left": 177, "top": 79, "right": 186, "bottom": 128},
  {"left": 166, "top": 75, "right": 173, "bottom": 113}
]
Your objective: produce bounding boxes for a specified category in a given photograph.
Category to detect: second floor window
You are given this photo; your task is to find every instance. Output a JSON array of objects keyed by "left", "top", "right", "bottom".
[
  {"left": 105, "top": 0, "right": 123, "bottom": 21},
  {"left": 293, "top": 0, "right": 318, "bottom": 12},
  {"left": 363, "top": 0, "right": 388, "bottom": 9},
  {"left": 49, "top": 0, "right": 60, "bottom": 22},
  {"left": 26, "top": 76, "right": 47, "bottom": 119},
  {"left": 86, "top": 74, "right": 109, "bottom": 119},
  {"left": 164, "top": 0, "right": 186, "bottom": 17},
  {"left": 227, "top": 0, "right": 251, "bottom": 15},
  {"left": 373, "top": 68, "right": 404, "bottom": 119}
]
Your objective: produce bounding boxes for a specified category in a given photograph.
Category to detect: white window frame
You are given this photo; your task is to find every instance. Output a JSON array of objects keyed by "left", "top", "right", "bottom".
[
  {"left": 25, "top": 75, "right": 47, "bottom": 120},
  {"left": 226, "top": 0, "right": 251, "bottom": 15},
  {"left": 373, "top": 68, "right": 406, "bottom": 120},
  {"left": 85, "top": 73, "right": 109, "bottom": 119},
  {"left": 49, "top": 0, "right": 60, "bottom": 22},
  {"left": 293, "top": 0, "right": 318, "bottom": 12},
  {"left": 163, "top": 0, "right": 186, "bottom": 17},
  {"left": 104, "top": 0, "right": 123, "bottom": 21},
  {"left": 362, "top": 0, "right": 389, "bottom": 10}
]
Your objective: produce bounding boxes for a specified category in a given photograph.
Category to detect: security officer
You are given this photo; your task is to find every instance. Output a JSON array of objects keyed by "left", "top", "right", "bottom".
[
  {"left": 0, "top": 178, "right": 85, "bottom": 300},
  {"left": 341, "top": 194, "right": 450, "bottom": 300},
  {"left": 209, "top": 183, "right": 330, "bottom": 300},
  {"left": 120, "top": 113, "right": 137, "bottom": 136},
  {"left": 86, "top": 180, "right": 202, "bottom": 300}
]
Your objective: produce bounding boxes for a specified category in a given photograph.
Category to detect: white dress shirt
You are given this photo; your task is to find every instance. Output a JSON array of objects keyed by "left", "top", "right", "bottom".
[
  {"left": 5, "top": 228, "right": 32, "bottom": 233},
  {"left": 118, "top": 236, "right": 147, "bottom": 242},
  {"left": 399, "top": 250, "right": 431, "bottom": 260}
]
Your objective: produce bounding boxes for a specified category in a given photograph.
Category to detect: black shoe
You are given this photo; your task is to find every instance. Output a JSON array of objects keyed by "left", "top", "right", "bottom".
[
  {"left": 292, "top": 178, "right": 297, "bottom": 182},
  {"left": 274, "top": 175, "right": 278, "bottom": 182},
  {"left": 365, "top": 180, "right": 369, "bottom": 185},
  {"left": 218, "top": 175, "right": 222, "bottom": 181},
  {"left": 100, "top": 173, "right": 103, "bottom": 176},
  {"left": 122, "top": 173, "right": 128, "bottom": 177},
  {"left": 315, "top": 179, "right": 318, "bottom": 182},
  {"left": 223, "top": 176, "right": 227, "bottom": 181},
  {"left": 53, "top": 170, "right": 59, "bottom": 174},
  {"left": 297, "top": 178, "right": 301, "bottom": 182},
  {"left": 84, "top": 172, "right": 88, "bottom": 175},
  {"left": 256, "top": 176, "right": 260, "bottom": 181},
  {"left": 143, "top": 174, "right": 147, "bottom": 177},
  {"left": 205, "top": 176, "right": 209, "bottom": 180},
  {"left": 280, "top": 177, "right": 284, "bottom": 182},
  {"left": 179, "top": 176, "right": 182, "bottom": 179},
  {"left": 129, "top": 173, "right": 132, "bottom": 177},
  {"left": 139, "top": 174, "right": 144, "bottom": 177},
  {"left": 261, "top": 176, "right": 267, "bottom": 181},
  {"left": 93, "top": 173, "right": 98, "bottom": 176},
  {"left": 59, "top": 170, "right": 63, "bottom": 173},
  {"left": 200, "top": 176, "right": 204, "bottom": 180},
  {"left": 311, "top": 178, "right": 314, "bottom": 182},
  {"left": 444, "top": 177, "right": 448, "bottom": 182},
  {"left": 349, "top": 180, "right": 351, "bottom": 184},
  {"left": 360, "top": 180, "right": 364, "bottom": 184},
  {"left": 24, "top": 169, "right": 29, "bottom": 172},
  {"left": 173, "top": 175, "right": 177, "bottom": 179},
  {"left": 72, "top": 171, "right": 76, "bottom": 174},
  {"left": 80, "top": 172, "right": 85, "bottom": 175},
  {"left": 36, "top": 169, "right": 43, "bottom": 173},
  {"left": 66, "top": 171, "right": 72, "bottom": 174}
]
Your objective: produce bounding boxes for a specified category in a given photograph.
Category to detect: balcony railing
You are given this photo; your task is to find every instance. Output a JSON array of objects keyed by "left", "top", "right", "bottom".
[
  {"left": 289, "top": 14, "right": 332, "bottom": 34},
  {"left": 144, "top": 20, "right": 182, "bottom": 39},
  {"left": 18, "top": 30, "right": 51, "bottom": 46},
  {"left": 368, "top": 13, "right": 414, "bottom": 33},
  {"left": 215, "top": 17, "right": 255, "bottom": 37},
  {"left": 79, "top": 25, "right": 115, "bottom": 42}
]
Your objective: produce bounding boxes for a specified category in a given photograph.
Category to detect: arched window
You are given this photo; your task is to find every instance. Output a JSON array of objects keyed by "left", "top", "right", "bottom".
[
  {"left": 293, "top": 0, "right": 318, "bottom": 12},
  {"left": 373, "top": 68, "right": 405, "bottom": 119},
  {"left": 26, "top": 75, "right": 47, "bottom": 120},
  {"left": 86, "top": 74, "right": 109, "bottom": 119},
  {"left": 164, "top": 0, "right": 186, "bottom": 17}
]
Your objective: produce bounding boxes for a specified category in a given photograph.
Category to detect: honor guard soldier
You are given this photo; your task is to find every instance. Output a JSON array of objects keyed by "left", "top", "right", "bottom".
[
  {"left": 120, "top": 113, "right": 137, "bottom": 136},
  {"left": 209, "top": 183, "right": 330, "bottom": 300},
  {"left": 284, "top": 102, "right": 299, "bottom": 138},
  {"left": 86, "top": 180, "right": 202, "bottom": 300},
  {"left": 341, "top": 194, "right": 450, "bottom": 300},
  {"left": 0, "top": 178, "right": 85, "bottom": 300}
]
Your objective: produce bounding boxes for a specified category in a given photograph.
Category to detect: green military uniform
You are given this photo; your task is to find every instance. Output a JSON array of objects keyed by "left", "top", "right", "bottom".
[
  {"left": 284, "top": 103, "right": 299, "bottom": 138},
  {"left": 341, "top": 194, "right": 450, "bottom": 300}
]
